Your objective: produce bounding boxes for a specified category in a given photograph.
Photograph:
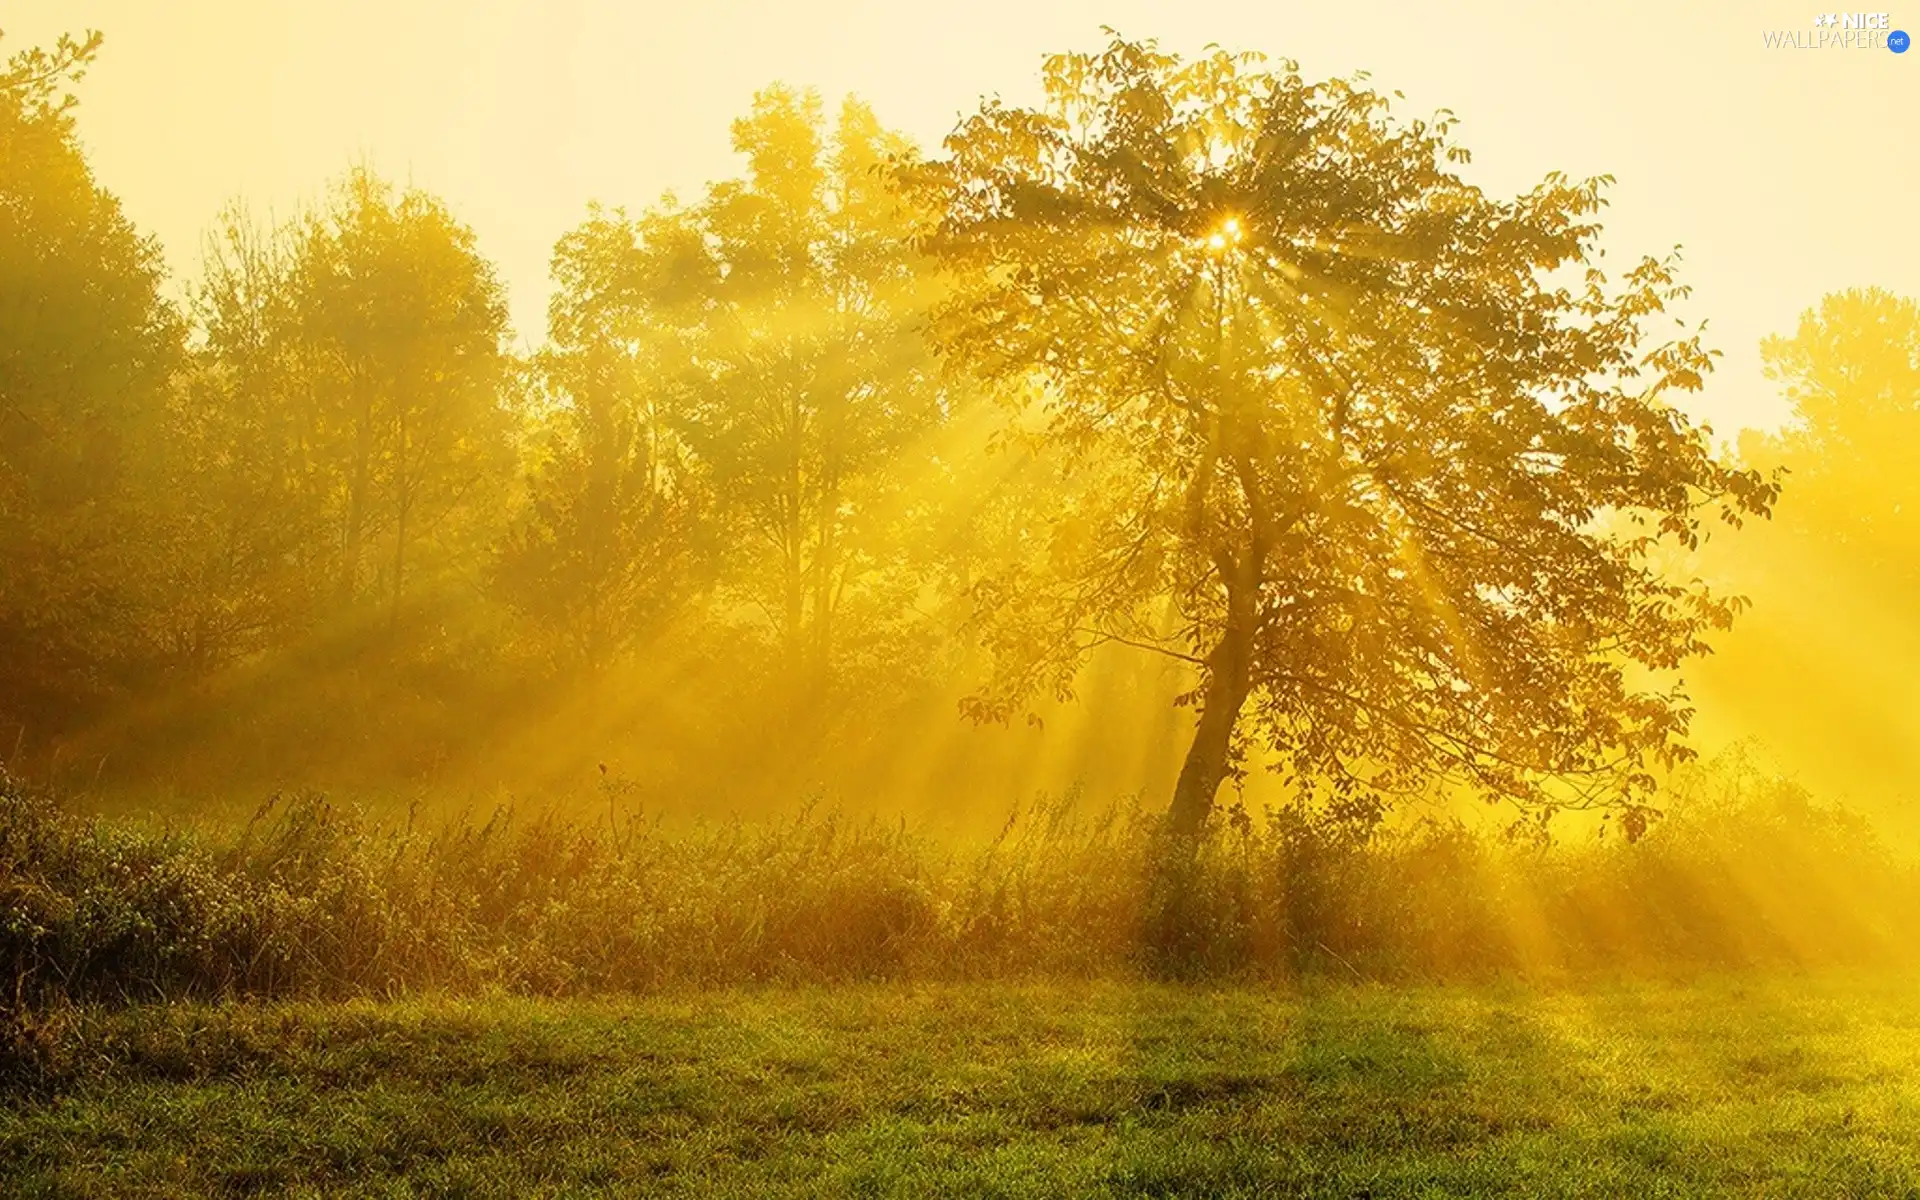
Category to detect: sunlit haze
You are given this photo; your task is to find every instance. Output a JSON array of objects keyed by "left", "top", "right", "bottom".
[
  {"left": 10, "top": 5, "right": 1920, "bottom": 1192},
  {"left": 15, "top": 0, "right": 1918, "bottom": 435}
]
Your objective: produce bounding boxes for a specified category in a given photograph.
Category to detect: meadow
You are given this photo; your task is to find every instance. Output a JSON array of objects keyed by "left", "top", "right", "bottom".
[
  {"left": 10, "top": 975, "right": 1920, "bottom": 1197},
  {"left": 7, "top": 762, "right": 1920, "bottom": 1195}
]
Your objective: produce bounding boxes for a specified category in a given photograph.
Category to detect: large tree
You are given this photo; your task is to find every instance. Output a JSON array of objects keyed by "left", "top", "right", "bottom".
[
  {"left": 0, "top": 30, "right": 183, "bottom": 730},
  {"left": 919, "top": 38, "right": 1777, "bottom": 835}
]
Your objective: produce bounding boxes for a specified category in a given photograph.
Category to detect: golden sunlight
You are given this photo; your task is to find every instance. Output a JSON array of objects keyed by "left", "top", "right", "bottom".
[{"left": 2, "top": 3, "right": 1916, "bottom": 1193}]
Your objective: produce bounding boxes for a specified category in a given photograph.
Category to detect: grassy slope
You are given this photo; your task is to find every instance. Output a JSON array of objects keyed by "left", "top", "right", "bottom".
[{"left": 8, "top": 974, "right": 1920, "bottom": 1198}]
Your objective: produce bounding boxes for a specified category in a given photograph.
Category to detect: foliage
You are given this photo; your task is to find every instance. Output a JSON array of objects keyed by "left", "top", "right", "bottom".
[
  {"left": 495, "top": 207, "right": 713, "bottom": 668},
  {"left": 667, "top": 89, "right": 951, "bottom": 690},
  {"left": 286, "top": 169, "right": 518, "bottom": 622},
  {"left": 0, "top": 28, "right": 183, "bottom": 729},
  {"left": 915, "top": 36, "right": 1779, "bottom": 831},
  {"left": 1695, "top": 288, "right": 1920, "bottom": 808},
  {"left": 2, "top": 29, "right": 1913, "bottom": 970}
]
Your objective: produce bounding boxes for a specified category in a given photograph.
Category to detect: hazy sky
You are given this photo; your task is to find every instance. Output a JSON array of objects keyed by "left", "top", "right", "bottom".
[{"left": 10, "top": 0, "right": 1915, "bottom": 434}]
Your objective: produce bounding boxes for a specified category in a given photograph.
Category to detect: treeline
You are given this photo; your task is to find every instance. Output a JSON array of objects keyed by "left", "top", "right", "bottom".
[
  {"left": 4, "top": 30, "right": 1917, "bottom": 820},
  {"left": 3, "top": 37, "right": 1008, "bottom": 798}
]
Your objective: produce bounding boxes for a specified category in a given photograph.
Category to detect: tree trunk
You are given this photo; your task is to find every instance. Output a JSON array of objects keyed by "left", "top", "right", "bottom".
[
  {"left": 389, "top": 491, "right": 409, "bottom": 638},
  {"left": 812, "top": 475, "right": 839, "bottom": 685},
  {"left": 1166, "top": 607, "right": 1253, "bottom": 837},
  {"left": 343, "top": 468, "right": 365, "bottom": 601},
  {"left": 343, "top": 390, "right": 372, "bottom": 603},
  {"left": 783, "top": 542, "right": 804, "bottom": 669}
]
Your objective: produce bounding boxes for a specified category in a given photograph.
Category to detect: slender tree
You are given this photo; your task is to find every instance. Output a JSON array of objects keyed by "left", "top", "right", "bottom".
[
  {"left": 141, "top": 206, "right": 326, "bottom": 674},
  {"left": 671, "top": 89, "right": 948, "bottom": 686},
  {"left": 289, "top": 169, "right": 515, "bottom": 632},
  {"left": 497, "top": 206, "right": 712, "bottom": 667}
]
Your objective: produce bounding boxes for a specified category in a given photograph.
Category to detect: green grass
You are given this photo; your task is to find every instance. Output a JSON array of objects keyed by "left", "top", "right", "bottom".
[{"left": 9, "top": 974, "right": 1920, "bottom": 1197}]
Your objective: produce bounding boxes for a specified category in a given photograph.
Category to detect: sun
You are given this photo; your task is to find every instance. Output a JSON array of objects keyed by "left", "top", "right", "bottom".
[{"left": 1204, "top": 215, "right": 1246, "bottom": 254}]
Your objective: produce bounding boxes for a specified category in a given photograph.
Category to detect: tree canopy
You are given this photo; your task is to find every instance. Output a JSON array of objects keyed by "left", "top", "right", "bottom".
[
  {"left": 1755, "top": 287, "right": 1920, "bottom": 589},
  {"left": 0, "top": 30, "right": 182, "bottom": 728},
  {"left": 1693, "top": 288, "right": 1920, "bottom": 809},
  {"left": 916, "top": 38, "right": 1778, "bottom": 834}
]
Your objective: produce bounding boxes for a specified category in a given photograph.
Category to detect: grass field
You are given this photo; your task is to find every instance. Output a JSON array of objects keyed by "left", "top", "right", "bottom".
[{"left": 9, "top": 973, "right": 1920, "bottom": 1197}]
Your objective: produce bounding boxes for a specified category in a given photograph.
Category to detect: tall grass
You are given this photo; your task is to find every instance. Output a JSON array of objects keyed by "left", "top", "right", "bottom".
[{"left": 4, "top": 751, "right": 1913, "bottom": 1035}]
